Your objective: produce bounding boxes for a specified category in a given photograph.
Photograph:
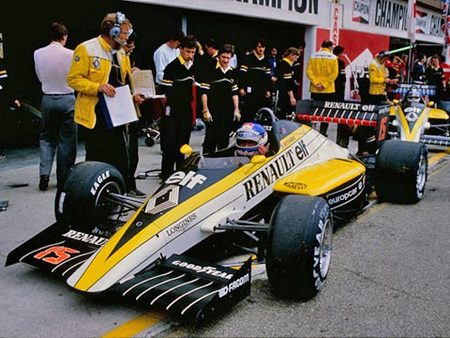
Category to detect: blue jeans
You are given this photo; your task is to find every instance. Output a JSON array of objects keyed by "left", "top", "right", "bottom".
[{"left": 39, "top": 94, "right": 77, "bottom": 189}]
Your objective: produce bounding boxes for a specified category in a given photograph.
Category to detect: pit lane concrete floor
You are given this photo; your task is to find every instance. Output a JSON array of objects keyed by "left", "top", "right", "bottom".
[{"left": 2, "top": 124, "right": 448, "bottom": 337}]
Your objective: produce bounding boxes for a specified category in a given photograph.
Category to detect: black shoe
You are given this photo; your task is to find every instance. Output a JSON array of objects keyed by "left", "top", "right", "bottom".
[
  {"left": 39, "top": 175, "right": 49, "bottom": 191},
  {"left": 127, "top": 188, "right": 147, "bottom": 199}
]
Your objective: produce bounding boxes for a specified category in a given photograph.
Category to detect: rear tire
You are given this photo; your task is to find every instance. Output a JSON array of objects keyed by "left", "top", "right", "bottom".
[
  {"left": 266, "top": 195, "right": 333, "bottom": 300},
  {"left": 375, "top": 140, "right": 427, "bottom": 204},
  {"left": 55, "top": 161, "right": 125, "bottom": 227}
]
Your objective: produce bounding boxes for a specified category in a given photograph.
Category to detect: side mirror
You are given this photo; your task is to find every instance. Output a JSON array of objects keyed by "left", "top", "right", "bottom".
[
  {"left": 251, "top": 155, "right": 266, "bottom": 165},
  {"left": 180, "top": 144, "right": 192, "bottom": 157},
  {"left": 427, "top": 101, "right": 434, "bottom": 107},
  {"left": 393, "top": 99, "right": 399, "bottom": 105}
]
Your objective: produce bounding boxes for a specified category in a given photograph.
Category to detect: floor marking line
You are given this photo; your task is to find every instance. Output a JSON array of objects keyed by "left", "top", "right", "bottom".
[{"left": 101, "top": 311, "right": 167, "bottom": 338}]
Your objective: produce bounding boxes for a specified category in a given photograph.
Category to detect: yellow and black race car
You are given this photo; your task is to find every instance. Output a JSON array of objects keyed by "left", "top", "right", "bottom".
[
  {"left": 6, "top": 109, "right": 427, "bottom": 325},
  {"left": 389, "top": 84, "right": 450, "bottom": 146}
]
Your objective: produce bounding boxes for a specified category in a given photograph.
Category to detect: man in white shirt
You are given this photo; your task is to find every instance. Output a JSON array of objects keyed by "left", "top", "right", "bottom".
[
  {"left": 34, "top": 22, "right": 77, "bottom": 191},
  {"left": 153, "top": 31, "right": 184, "bottom": 85}
]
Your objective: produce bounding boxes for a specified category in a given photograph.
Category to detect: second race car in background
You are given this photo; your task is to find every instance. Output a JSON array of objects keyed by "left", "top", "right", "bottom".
[{"left": 389, "top": 84, "right": 450, "bottom": 147}]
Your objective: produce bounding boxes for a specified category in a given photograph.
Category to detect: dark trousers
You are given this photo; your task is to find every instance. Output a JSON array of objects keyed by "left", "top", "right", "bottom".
[
  {"left": 202, "top": 108, "right": 233, "bottom": 155},
  {"left": 277, "top": 95, "right": 294, "bottom": 120},
  {"left": 311, "top": 92, "right": 335, "bottom": 136},
  {"left": 241, "top": 89, "right": 270, "bottom": 123},
  {"left": 354, "top": 94, "right": 382, "bottom": 154},
  {"left": 160, "top": 104, "right": 192, "bottom": 180},
  {"left": 81, "top": 121, "right": 132, "bottom": 191},
  {"left": 39, "top": 94, "right": 77, "bottom": 189},
  {"left": 128, "top": 121, "right": 139, "bottom": 190}
]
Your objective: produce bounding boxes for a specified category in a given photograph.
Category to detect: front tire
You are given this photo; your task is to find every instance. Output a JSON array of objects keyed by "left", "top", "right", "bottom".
[
  {"left": 266, "top": 195, "right": 333, "bottom": 300},
  {"left": 375, "top": 140, "right": 428, "bottom": 204},
  {"left": 55, "top": 161, "right": 125, "bottom": 227}
]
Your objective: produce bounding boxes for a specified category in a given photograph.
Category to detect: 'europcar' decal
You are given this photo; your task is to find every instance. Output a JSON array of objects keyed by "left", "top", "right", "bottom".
[
  {"left": 243, "top": 139, "right": 310, "bottom": 201},
  {"left": 327, "top": 175, "right": 365, "bottom": 210},
  {"left": 165, "top": 171, "right": 207, "bottom": 189}
]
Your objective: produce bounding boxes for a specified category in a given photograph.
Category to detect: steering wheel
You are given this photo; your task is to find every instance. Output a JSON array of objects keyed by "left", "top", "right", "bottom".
[{"left": 255, "top": 107, "right": 278, "bottom": 127}]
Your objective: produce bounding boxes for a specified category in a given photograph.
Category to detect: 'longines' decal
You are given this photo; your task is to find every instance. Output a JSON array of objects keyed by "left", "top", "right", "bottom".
[
  {"left": 165, "top": 213, "right": 197, "bottom": 237},
  {"left": 243, "top": 139, "right": 310, "bottom": 201}
]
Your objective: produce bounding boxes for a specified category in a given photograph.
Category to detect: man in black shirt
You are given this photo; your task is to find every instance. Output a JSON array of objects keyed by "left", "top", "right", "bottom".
[
  {"left": 333, "top": 45, "right": 350, "bottom": 148},
  {"left": 412, "top": 53, "right": 427, "bottom": 84},
  {"left": 200, "top": 44, "right": 240, "bottom": 154},
  {"left": 275, "top": 47, "right": 299, "bottom": 119},
  {"left": 238, "top": 38, "right": 271, "bottom": 123},
  {"left": 159, "top": 37, "right": 197, "bottom": 180},
  {"left": 425, "top": 55, "right": 446, "bottom": 103}
]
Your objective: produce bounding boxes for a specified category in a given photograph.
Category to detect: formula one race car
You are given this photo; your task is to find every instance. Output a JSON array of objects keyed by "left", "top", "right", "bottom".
[
  {"left": 6, "top": 108, "right": 427, "bottom": 325},
  {"left": 389, "top": 84, "right": 450, "bottom": 146}
]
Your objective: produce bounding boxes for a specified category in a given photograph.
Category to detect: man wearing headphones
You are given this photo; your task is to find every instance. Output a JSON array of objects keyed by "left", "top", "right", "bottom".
[{"left": 67, "top": 12, "right": 145, "bottom": 193}]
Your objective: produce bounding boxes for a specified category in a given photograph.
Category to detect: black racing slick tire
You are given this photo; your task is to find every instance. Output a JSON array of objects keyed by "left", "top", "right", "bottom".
[
  {"left": 375, "top": 140, "right": 428, "bottom": 204},
  {"left": 55, "top": 161, "right": 125, "bottom": 227},
  {"left": 266, "top": 195, "right": 333, "bottom": 301}
]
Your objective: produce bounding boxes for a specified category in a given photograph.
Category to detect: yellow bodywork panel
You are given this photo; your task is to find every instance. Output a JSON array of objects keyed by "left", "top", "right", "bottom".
[
  {"left": 274, "top": 159, "right": 366, "bottom": 196},
  {"left": 389, "top": 106, "right": 396, "bottom": 116},
  {"left": 390, "top": 105, "right": 449, "bottom": 120},
  {"left": 429, "top": 108, "right": 449, "bottom": 120}
]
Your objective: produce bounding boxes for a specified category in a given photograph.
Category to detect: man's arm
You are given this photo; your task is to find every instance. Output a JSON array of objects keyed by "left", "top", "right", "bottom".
[{"left": 153, "top": 48, "right": 165, "bottom": 85}]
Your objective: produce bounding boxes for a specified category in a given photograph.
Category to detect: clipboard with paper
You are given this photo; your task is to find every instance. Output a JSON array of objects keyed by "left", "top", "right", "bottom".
[
  {"left": 130, "top": 69, "right": 165, "bottom": 99},
  {"left": 101, "top": 84, "right": 138, "bottom": 128}
]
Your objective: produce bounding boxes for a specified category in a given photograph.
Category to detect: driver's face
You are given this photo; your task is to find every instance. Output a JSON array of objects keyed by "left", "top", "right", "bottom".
[{"left": 239, "top": 140, "right": 255, "bottom": 147}]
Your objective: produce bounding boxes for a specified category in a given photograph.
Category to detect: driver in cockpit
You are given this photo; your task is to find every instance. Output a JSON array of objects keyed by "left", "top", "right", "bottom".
[
  {"left": 235, "top": 122, "right": 269, "bottom": 157},
  {"left": 204, "top": 122, "right": 269, "bottom": 158}
]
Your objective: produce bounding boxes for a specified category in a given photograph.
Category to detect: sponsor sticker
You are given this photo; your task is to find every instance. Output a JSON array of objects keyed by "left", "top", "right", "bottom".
[
  {"left": 62, "top": 230, "right": 108, "bottom": 246},
  {"left": 90, "top": 171, "right": 111, "bottom": 196},
  {"left": 283, "top": 181, "right": 308, "bottom": 190},
  {"left": 218, "top": 273, "right": 250, "bottom": 298},
  {"left": 165, "top": 214, "right": 197, "bottom": 237},
  {"left": 171, "top": 259, "right": 234, "bottom": 281}
]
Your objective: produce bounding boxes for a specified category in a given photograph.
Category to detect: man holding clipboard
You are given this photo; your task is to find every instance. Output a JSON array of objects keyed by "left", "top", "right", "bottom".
[{"left": 67, "top": 12, "right": 145, "bottom": 193}]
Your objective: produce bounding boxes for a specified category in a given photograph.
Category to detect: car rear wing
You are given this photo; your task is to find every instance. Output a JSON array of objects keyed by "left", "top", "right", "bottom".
[
  {"left": 295, "top": 99, "right": 390, "bottom": 142},
  {"left": 108, "top": 254, "right": 251, "bottom": 325},
  {"left": 392, "top": 84, "right": 436, "bottom": 98}
]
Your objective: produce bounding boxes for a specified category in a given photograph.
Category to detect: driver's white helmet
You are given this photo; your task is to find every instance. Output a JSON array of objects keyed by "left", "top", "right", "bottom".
[
  {"left": 407, "top": 89, "right": 421, "bottom": 103},
  {"left": 235, "top": 122, "right": 268, "bottom": 157}
]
